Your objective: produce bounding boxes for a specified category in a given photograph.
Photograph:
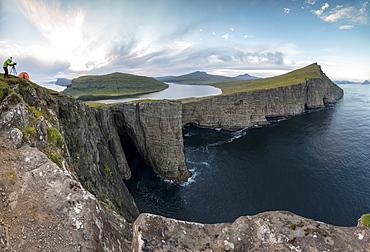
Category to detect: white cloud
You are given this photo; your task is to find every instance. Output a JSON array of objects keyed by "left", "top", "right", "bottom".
[
  {"left": 338, "top": 25, "right": 354, "bottom": 29},
  {"left": 16, "top": 0, "right": 109, "bottom": 71},
  {"left": 243, "top": 35, "right": 253, "bottom": 38},
  {"left": 312, "top": 3, "right": 329, "bottom": 16},
  {"left": 173, "top": 41, "right": 193, "bottom": 51},
  {"left": 230, "top": 26, "right": 234, "bottom": 31},
  {"left": 322, "top": 6, "right": 354, "bottom": 22},
  {"left": 222, "top": 34, "right": 229, "bottom": 39},
  {"left": 284, "top": 8, "right": 290, "bottom": 14},
  {"left": 312, "top": 2, "right": 369, "bottom": 26},
  {"left": 305, "top": 0, "right": 318, "bottom": 5}
]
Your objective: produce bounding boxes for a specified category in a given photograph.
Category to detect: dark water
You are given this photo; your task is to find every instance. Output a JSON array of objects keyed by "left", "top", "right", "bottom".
[{"left": 125, "top": 84, "right": 370, "bottom": 226}]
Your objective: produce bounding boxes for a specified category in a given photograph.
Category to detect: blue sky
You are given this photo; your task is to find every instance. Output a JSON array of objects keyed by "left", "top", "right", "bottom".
[{"left": 0, "top": 0, "right": 369, "bottom": 83}]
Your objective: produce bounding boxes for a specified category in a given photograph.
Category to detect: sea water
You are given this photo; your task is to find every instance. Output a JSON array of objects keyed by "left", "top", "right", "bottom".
[{"left": 125, "top": 84, "right": 370, "bottom": 226}]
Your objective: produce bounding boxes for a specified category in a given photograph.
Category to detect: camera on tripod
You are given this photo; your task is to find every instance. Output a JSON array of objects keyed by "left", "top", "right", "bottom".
[{"left": 10, "top": 63, "right": 17, "bottom": 75}]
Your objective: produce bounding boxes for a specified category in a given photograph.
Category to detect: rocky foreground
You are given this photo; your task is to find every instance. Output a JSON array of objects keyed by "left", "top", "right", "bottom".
[{"left": 0, "top": 64, "right": 368, "bottom": 251}]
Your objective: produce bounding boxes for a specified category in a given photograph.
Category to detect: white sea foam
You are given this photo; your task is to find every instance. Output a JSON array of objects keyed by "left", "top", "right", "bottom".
[{"left": 209, "top": 127, "right": 249, "bottom": 146}]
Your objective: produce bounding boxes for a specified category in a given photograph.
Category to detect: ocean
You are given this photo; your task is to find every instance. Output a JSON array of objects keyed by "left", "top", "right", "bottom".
[{"left": 125, "top": 84, "right": 370, "bottom": 227}]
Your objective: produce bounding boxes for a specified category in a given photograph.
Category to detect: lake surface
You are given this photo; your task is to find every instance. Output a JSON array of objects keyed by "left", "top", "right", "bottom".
[
  {"left": 91, "top": 82, "right": 222, "bottom": 103},
  {"left": 125, "top": 84, "right": 370, "bottom": 227}
]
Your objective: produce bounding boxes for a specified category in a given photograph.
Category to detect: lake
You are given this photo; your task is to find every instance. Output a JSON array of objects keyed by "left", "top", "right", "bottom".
[
  {"left": 88, "top": 82, "right": 222, "bottom": 103},
  {"left": 125, "top": 84, "right": 370, "bottom": 227}
]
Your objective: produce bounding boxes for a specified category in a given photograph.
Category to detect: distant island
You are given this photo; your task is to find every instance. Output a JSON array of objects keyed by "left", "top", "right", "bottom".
[
  {"left": 334, "top": 80, "right": 369, "bottom": 84},
  {"left": 158, "top": 71, "right": 260, "bottom": 84},
  {"left": 62, "top": 72, "right": 168, "bottom": 100},
  {"left": 55, "top": 78, "right": 72, "bottom": 86},
  {"left": 235, "top": 73, "right": 261, "bottom": 80}
]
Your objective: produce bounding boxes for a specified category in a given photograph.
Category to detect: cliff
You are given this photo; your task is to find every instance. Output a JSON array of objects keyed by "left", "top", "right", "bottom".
[
  {"left": 182, "top": 76, "right": 343, "bottom": 129},
  {"left": 1, "top": 64, "right": 365, "bottom": 251},
  {"left": 0, "top": 79, "right": 134, "bottom": 251}
]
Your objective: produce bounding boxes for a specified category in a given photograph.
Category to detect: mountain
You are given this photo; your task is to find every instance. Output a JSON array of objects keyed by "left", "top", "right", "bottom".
[
  {"left": 160, "top": 71, "right": 241, "bottom": 84},
  {"left": 55, "top": 78, "right": 72, "bottom": 86},
  {"left": 235, "top": 73, "right": 260, "bottom": 80},
  {"left": 62, "top": 72, "right": 168, "bottom": 100},
  {"left": 153, "top": 75, "right": 176, "bottom": 81},
  {"left": 334, "top": 80, "right": 361, "bottom": 84},
  {"left": 362, "top": 80, "right": 370, "bottom": 84}
]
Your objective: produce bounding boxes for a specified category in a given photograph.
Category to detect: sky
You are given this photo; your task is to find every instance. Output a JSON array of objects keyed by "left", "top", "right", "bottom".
[{"left": 0, "top": 0, "right": 369, "bottom": 83}]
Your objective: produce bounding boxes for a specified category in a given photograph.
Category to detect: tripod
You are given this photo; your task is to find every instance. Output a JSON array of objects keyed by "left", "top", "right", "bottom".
[{"left": 9, "top": 65, "right": 17, "bottom": 76}]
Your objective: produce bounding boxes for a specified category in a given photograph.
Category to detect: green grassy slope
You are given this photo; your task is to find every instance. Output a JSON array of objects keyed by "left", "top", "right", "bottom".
[
  {"left": 210, "top": 63, "right": 325, "bottom": 95},
  {"left": 62, "top": 72, "right": 168, "bottom": 99}
]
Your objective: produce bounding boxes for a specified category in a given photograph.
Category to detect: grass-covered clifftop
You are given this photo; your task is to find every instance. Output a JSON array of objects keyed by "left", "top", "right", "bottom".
[
  {"left": 210, "top": 63, "right": 327, "bottom": 95},
  {"left": 62, "top": 72, "right": 168, "bottom": 100}
]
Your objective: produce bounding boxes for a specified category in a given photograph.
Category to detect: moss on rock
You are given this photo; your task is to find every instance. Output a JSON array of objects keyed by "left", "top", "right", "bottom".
[{"left": 47, "top": 127, "right": 63, "bottom": 148}]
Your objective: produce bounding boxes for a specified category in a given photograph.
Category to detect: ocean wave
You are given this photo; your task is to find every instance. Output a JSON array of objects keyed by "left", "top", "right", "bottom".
[{"left": 209, "top": 127, "right": 249, "bottom": 146}]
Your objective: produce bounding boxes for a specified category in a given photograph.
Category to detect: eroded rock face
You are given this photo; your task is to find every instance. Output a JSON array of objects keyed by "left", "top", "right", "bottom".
[
  {"left": 132, "top": 212, "right": 369, "bottom": 252},
  {"left": 182, "top": 78, "right": 344, "bottom": 129},
  {"left": 56, "top": 96, "right": 139, "bottom": 221},
  {"left": 112, "top": 101, "right": 191, "bottom": 182}
]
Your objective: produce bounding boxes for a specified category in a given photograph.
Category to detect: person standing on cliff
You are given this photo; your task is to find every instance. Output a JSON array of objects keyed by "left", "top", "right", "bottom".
[{"left": 3, "top": 57, "right": 16, "bottom": 78}]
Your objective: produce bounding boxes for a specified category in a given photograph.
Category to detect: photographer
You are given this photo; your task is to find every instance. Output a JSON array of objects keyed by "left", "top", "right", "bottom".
[{"left": 3, "top": 57, "right": 16, "bottom": 78}]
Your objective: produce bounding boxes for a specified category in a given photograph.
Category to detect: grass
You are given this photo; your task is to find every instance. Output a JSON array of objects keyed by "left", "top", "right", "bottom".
[
  {"left": 104, "top": 164, "right": 113, "bottom": 176},
  {"left": 210, "top": 63, "right": 323, "bottom": 95},
  {"left": 29, "top": 106, "right": 48, "bottom": 118},
  {"left": 62, "top": 72, "right": 169, "bottom": 98},
  {"left": 8, "top": 170, "right": 16, "bottom": 183},
  {"left": 50, "top": 153, "right": 63, "bottom": 167},
  {"left": 84, "top": 101, "right": 107, "bottom": 108},
  {"left": 360, "top": 214, "right": 370, "bottom": 228},
  {"left": 47, "top": 127, "right": 63, "bottom": 148}
]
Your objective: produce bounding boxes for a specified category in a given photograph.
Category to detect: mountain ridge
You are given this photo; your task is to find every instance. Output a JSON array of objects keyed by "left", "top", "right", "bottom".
[{"left": 159, "top": 71, "right": 259, "bottom": 84}]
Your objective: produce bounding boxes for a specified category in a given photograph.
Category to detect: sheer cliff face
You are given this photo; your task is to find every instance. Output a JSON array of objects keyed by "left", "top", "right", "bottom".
[
  {"left": 182, "top": 77, "right": 344, "bottom": 129},
  {"left": 56, "top": 97, "right": 139, "bottom": 221},
  {"left": 112, "top": 101, "right": 191, "bottom": 182},
  {"left": 0, "top": 79, "right": 140, "bottom": 222}
]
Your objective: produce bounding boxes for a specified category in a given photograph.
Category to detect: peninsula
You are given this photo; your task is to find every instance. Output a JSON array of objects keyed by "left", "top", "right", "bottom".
[
  {"left": 62, "top": 72, "right": 168, "bottom": 100},
  {"left": 1, "top": 63, "right": 368, "bottom": 251}
]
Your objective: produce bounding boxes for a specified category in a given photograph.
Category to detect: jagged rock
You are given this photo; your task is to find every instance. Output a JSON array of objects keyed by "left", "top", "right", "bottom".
[
  {"left": 0, "top": 103, "right": 29, "bottom": 130},
  {"left": 1, "top": 78, "right": 140, "bottom": 222},
  {"left": 0, "top": 135, "right": 132, "bottom": 252},
  {"left": 132, "top": 212, "right": 370, "bottom": 252},
  {"left": 8, "top": 128, "right": 23, "bottom": 148}
]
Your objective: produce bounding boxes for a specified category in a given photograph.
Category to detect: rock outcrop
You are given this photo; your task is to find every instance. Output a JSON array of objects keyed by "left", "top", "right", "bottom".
[
  {"left": 132, "top": 212, "right": 370, "bottom": 251},
  {"left": 0, "top": 135, "right": 132, "bottom": 252}
]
